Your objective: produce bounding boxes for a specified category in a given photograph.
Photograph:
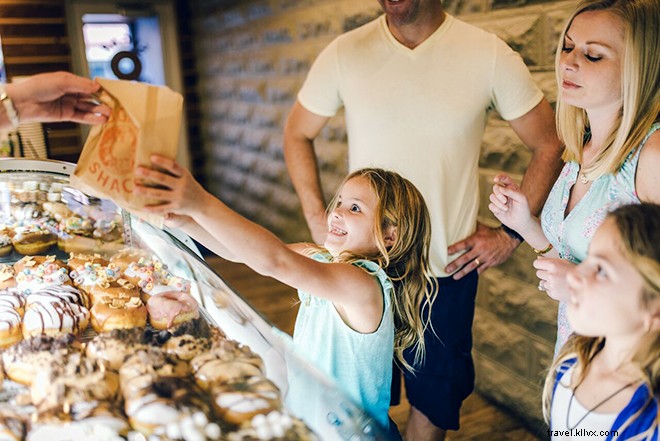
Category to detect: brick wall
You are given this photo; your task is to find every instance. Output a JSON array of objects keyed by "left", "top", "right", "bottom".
[{"left": 190, "top": 0, "right": 577, "bottom": 432}]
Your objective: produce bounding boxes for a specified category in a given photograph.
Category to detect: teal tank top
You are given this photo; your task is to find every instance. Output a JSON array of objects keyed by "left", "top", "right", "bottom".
[
  {"left": 541, "top": 122, "right": 659, "bottom": 351},
  {"left": 291, "top": 253, "right": 394, "bottom": 427}
]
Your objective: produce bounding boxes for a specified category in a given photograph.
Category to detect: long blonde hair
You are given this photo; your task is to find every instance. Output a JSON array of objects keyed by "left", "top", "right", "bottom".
[
  {"left": 556, "top": 0, "right": 660, "bottom": 181},
  {"left": 309, "top": 168, "right": 436, "bottom": 372},
  {"left": 542, "top": 204, "right": 660, "bottom": 439}
]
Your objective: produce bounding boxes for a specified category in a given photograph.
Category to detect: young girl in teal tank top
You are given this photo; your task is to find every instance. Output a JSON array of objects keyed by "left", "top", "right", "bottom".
[{"left": 134, "top": 162, "right": 436, "bottom": 434}]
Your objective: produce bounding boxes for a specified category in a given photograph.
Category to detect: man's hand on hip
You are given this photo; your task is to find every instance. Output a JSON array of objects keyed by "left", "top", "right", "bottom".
[{"left": 445, "top": 223, "right": 520, "bottom": 280}]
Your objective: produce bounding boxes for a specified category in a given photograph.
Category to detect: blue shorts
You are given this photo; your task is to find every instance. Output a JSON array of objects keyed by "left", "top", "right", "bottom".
[{"left": 390, "top": 271, "right": 478, "bottom": 430}]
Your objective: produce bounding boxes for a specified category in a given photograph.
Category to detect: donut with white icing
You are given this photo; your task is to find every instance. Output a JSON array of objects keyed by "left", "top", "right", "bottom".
[{"left": 22, "top": 300, "right": 90, "bottom": 339}]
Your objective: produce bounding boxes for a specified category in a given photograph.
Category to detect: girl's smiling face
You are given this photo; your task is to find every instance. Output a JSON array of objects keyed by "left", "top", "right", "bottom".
[
  {"left": 566, "top": 218, "right": 649, "bottom": 338},
  {"left": 324, "top": 176, "right": 381, "bottom": 257},
  {"left": 559, "top": 10, "right": 624, "bottom": 113}
]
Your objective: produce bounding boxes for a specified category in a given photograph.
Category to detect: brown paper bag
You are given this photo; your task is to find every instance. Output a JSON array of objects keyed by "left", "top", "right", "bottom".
[{"left": 71, "top": 78, "right": 183, "bottom": 228}]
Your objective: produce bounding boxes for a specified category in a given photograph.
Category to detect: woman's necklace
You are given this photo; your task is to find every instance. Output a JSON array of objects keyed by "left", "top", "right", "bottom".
[
  {"left": 566, "top": 378, "right": 636, "bottom": 430},
  {"left": 579, "top": 173, "right": 590, "bottom": 185}
]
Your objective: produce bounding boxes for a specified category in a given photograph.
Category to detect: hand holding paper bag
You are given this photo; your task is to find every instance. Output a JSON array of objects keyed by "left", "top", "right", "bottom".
[{"left": 71, "top": 78, "right": 183, "bottom": 228}]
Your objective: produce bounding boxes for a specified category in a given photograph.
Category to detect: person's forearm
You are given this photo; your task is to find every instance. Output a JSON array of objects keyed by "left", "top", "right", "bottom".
[
  {"left": 192, "top": 192, "right": 296, "bottom": 279},
  {"left": 515, "top": 217, "right": 559, "bottom": 258},
  {"left": 520, "top": 144, "right": 563, "bottom": 215},
  {"left": 175, "top": 218, "right": 238, "bottom": 262},
  {"left": 283, "top": 132, "right": 326, "bottom": 223}
]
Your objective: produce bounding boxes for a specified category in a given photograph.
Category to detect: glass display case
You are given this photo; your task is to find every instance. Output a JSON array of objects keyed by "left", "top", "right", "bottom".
[{"left": 0, "top": 158, "right": 394, "bottom": 441}]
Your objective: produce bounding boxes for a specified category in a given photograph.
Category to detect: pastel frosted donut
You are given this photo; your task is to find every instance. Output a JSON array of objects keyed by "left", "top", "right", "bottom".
[
  {"left": 41, "top": 201, "right": 74, "bottom": 222},
  {"left": 69, "top": 262, "right": 121, "bottom": 293},
  {"left": 22, "top": 301, "right": 90, "bottom": 339},
  {"left": 1, "top": 333, "right": 82, "bottom": 386},
  {"left": 59, "top": 216, "right": 93, "bottom": 237},
  {"left": 146, "top": 290, "right": 199, "bottom": 330},
  {"left": 14, "top": 256, "right": 71, "bottom": 295},
  {"left": 90, "top": 296, "right": 147, "bottom": 333},
  {"left": 25, "top": 285, "right": 89, "bottom": 309}
]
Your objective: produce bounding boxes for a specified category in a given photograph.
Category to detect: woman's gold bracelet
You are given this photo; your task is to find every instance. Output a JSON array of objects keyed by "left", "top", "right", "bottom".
[{"left": 532, "top": 243, "right": 553, "bottom": 255}]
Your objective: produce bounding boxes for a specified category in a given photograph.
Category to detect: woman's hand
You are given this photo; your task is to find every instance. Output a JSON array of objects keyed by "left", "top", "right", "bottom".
[
  {"left": 134, "top": 155, "right": 208, "bottom": 215},
  {"left": 533, "top": 257, "right": 575, "bottom": 302},
  {"left": 488, "top": 174, "right": 534, "bottom": 234}
]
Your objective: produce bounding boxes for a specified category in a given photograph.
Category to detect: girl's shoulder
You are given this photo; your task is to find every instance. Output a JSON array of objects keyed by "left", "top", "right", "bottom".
[{"left": 351, "top": 259, "right": 394, "bottom": 298}]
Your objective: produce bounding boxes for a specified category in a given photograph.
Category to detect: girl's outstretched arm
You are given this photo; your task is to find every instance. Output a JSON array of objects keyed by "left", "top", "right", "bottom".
[{"left": 134, "top": 156, "right": 384, "bottom": 331}]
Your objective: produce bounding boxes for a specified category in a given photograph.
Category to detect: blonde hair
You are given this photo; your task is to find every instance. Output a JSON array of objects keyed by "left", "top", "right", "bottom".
[
  {"left": 308, "top": 168, "right": 436, "bottom": 372},
  {"left": 555, "top": 0, "right": 660, "bottom": 181},
  {"left": 542, "top": 204, "right": 660, "bottom": 439}
]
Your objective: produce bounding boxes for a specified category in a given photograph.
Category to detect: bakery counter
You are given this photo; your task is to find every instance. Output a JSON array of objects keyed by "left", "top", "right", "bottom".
[{"left": 0, "top": 159, "right": 392, "bottom": 441}]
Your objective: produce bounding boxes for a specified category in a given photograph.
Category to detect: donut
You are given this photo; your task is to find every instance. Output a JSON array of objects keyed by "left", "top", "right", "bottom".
[
  {"left": 93, "top": 219, "right": 123, "bottom": 243},
  {"left": 59, "top": 216, "right": 94, "bottom": 237},
  {"left": 146, "top": 290, "right": 199, "bottom": 330},
  {"left": 162, "top": 333, "right": 214, "bottom": 362},
  {"left": 13, "top": 256, "right": 72, "bottom": 295},
  {"left": 11, "top": 226, "right": 57, "bottom": 255},
  {"left": 85, "top": 328, "right": 149, "bottom": 371},
  {"left": 88, "top": 280, "right": 139, "bottom": 307},
  {"left": 1, "top": 334, "right": 82, "bottom": 386},
  {"left": 190, "top": 340, "right": 265, "bottom": 390},
  {"left": 25, "top": 412, "right": 128, "bottom": 441},
  {"left": 22, "top": 300, "right": 90, "bottom": 339},
  {"left": 30, "top": 352, "right": 120, "bottom": 416},
  {"left": 0, "top": 304, "right": 22, "bottom": 348},
  {"left": 0, "top": 288, "right": 26, "bottom": 315},
  {"left": 25, "top": 285, "right": 90, "bottom": 309},
  {"left": 69, "top": 262, "right": 121, "bottom": 294},
  {"left": 66, "top": 253, "right": 108, "bottom": 273},
  {"left": 109, "top": 248, "right": 153, "bottom": 272},
  {"left": 210, "top": 376, "right": 281, "bottom": 425},
  {"left": 0, "top": 234, "right": 12, "bottom": 256},
  {"left": 0, "top": 264, "right": 16, "bottom": 290},
  {"left": 41, "top": 201, "right": 74, "bottom": 222},
  {"left": 90, "top": 296, "right": 147, "bottom": 333}
]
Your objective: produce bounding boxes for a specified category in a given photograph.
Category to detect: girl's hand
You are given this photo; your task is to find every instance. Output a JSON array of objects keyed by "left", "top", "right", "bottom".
[
  {"left": 533, "top": 257, "right": 575, "bottom": 302},
  {"left": 488, "top": 174, "right": 534, "bottom": 234},
  {"left": 134, "top": 155, "right": 207, "bottom": 215}
]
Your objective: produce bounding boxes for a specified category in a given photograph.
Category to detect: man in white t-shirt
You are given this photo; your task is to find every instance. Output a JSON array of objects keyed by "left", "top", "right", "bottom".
[{"left": 284, "top": 1, "right": 563, "bottom": 439}]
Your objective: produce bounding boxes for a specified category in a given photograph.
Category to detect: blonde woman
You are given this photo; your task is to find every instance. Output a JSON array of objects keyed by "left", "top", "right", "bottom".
[
  {"left": 489, "top": 0, "right": 660, "bottom": 351},
  {"left": 543, "top": 204, "right": 659, "bottom": 440},
  {"left": 135, "top": 157, "right": 435, "bottom": 435}
]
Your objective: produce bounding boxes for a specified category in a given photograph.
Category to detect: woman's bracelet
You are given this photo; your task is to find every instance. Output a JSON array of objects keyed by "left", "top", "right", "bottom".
[{"left": 532, "top": 243, "right": 553, "bottom": 255}]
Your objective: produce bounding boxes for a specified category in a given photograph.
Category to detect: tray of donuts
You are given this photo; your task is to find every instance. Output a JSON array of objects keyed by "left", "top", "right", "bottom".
[
  {"left": 0, "top": 249, "right": 317, "bottom": 440},
  {"left": 0, "top": 175, "right": 125, "bottom": 263}
]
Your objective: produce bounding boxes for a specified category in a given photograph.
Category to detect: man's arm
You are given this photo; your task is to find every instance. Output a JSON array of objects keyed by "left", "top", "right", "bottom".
[
  {"left": 445, "top": 98, "right": 563, "bottom": 279},
  {"left": 283, "top": 100, "right": 331, "bottom": 244}
]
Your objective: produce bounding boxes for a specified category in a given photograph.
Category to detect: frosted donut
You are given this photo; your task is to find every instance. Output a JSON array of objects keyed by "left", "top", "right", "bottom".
[
  {"left": 69, "top": 262, "right": 121, "bottom": 293},
  {"left": 0, "top": 234, "right": 12, "bottom": 257},
  {"left": 0, "top": 265, "right": 16, "bottom": 290},
  {"left": 66, "top": 253, "right": 108, "bottom": 273},
  {"left": 162, "top": 333, "right": 214, "bottom": 362},
  {"left": 85, "top": 328, "right": 149, "bottom": 371},
  {"left": 42, "top": 201, "right": 74, "bottom": 222},
  {"left": 210, "top": 376, "right": 281, "bottom": 425},
  {"left": 109, "top": 248, "right": 153, "bottom": 272},
  {"left": 88, "top": 280, "right": 139, "bottom": 307},
  {"left": 0, "top": 288, "right": 26, "bottom": 315},
  {"left": 26, "top": 415, "right": 128, "bottom": 441},
  {"left": 30, "top": 352, "right": 120, "bottom": 415},
  {"left": 0, "top": 305, "right": 22, "bottom": 348},
  {"left": 59, "top": 216, "right": 93, "bottom": 237},
  {"left": 11, "top": 226, "right": 56, "bottom": 255},
  {"left": 25, "top": 285, "right": 89, "bottom": 309},
  {"left": 146, "top": 291, "right": 199, "bottom": 330},
  {"left": 90, "top": 296, "right": 147, "bottom": 333},
  {"left": 22, "top": 301, "right": 90, "bottom": 339},
  {"left": 13, "top": 256, "right": 71, "bottom": 295},
  {"left": 1, "top": 334, "right": 82, "bottom": 386}
]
